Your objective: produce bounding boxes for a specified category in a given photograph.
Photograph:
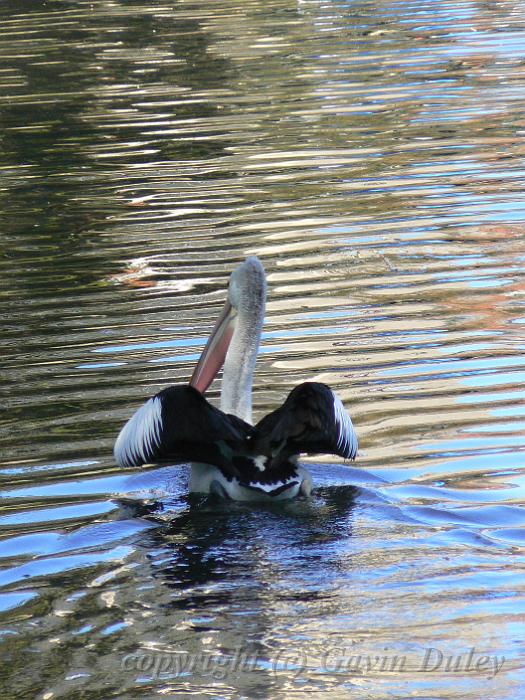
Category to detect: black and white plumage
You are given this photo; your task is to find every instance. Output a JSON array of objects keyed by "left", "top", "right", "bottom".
[
  {"left": 249, "top": 382, "right": 358, "bottom": 467},
  {"left": 114, "top": 257, "right": 358, "bottom": 500},
  {"left": 115, "top": 382, "right": 357, "bottom": 498},
  {"left": 114, "top": 386, "right": 253, "bottom": 474}
]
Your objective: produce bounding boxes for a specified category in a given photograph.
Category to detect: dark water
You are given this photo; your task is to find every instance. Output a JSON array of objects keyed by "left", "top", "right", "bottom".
[{"left": 1, "top": 1, "right": 525, "bottom": 697}]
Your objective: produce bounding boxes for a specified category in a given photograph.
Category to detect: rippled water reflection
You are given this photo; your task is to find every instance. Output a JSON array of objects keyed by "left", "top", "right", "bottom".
[{"left": 1, "top": 0, "right": 525, "bottom": 698}]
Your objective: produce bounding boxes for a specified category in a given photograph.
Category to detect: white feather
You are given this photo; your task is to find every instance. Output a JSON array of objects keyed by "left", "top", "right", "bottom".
[
  {"left": 331, "top": 391, "right": 358, "bottom": 460},
  {"left": 248, "top": 476, "right": 298, "bottom": 493},
  {"left": 252, "top": 455, "right": 267, "bottom": 472},
  {"left": 189, "top": 465, "right": 307, "bottom": 501},
  {"left": 114, "top": 396, "right": 163, "bottom": 467}
]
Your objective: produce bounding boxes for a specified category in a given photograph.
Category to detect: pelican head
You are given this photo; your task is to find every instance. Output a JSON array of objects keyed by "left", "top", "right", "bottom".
[{"left": 189, "top": 257, "right": 266, "bottom": 422}]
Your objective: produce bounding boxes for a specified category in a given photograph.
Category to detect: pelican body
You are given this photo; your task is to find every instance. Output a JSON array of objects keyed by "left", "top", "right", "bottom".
[{"left": 114, "top": 257, "right": 357, "bottom": 500}]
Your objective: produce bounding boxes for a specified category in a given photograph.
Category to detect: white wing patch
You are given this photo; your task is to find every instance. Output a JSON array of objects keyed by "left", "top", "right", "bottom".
[
  {"left": 114, "top": 396, "right": 163, "bottom": 467},
  {"left": 252, "top": 455, "right": 267, "bottom": 472},
  {"left": 246, "top": 476, "right": 299, "bottom": 494},
  {"left": 331, "top": 391, "right": 358, "bottom": 460}
]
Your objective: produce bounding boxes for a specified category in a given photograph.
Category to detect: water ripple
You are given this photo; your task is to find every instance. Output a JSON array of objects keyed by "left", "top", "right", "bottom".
[{"left": 1, "top": 0, "right": 525, "bottom": 698}]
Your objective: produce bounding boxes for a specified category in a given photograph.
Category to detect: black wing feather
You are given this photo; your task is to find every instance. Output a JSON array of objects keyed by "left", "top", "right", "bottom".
[
  {"left": 114, "top": 385, "right": 252, "bottom": 475},
  {"left": 251, "top": 382, "right": 358, "bottom": 469}
]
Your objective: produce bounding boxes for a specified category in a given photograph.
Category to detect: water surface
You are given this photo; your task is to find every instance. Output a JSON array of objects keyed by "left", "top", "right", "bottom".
[{"left": 1, "top": 1, "right": 525, "bottom": 698}]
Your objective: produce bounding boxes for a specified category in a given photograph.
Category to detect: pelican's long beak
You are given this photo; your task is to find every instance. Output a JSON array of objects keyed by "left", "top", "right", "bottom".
[{"left": 189, "top": 300, "right": 236, "bottom": 394}]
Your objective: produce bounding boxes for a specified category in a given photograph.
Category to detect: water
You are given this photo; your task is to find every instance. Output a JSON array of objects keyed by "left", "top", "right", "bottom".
[{"left": 1, "top": 0, "right": 525, "bottom": 697}]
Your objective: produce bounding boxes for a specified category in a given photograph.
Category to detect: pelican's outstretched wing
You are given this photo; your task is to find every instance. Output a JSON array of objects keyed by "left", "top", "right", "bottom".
[
  {"left": 114, "top": 385, "right": 252, "bottom": 473},
  {"left": 251, "top": 382, "right": 358, "bottom": 468}
]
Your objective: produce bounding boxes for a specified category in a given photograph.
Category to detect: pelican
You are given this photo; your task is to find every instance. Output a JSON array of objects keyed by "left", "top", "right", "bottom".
[{"left": 114, "top": 257, "right": 357, "bottom": 500}]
